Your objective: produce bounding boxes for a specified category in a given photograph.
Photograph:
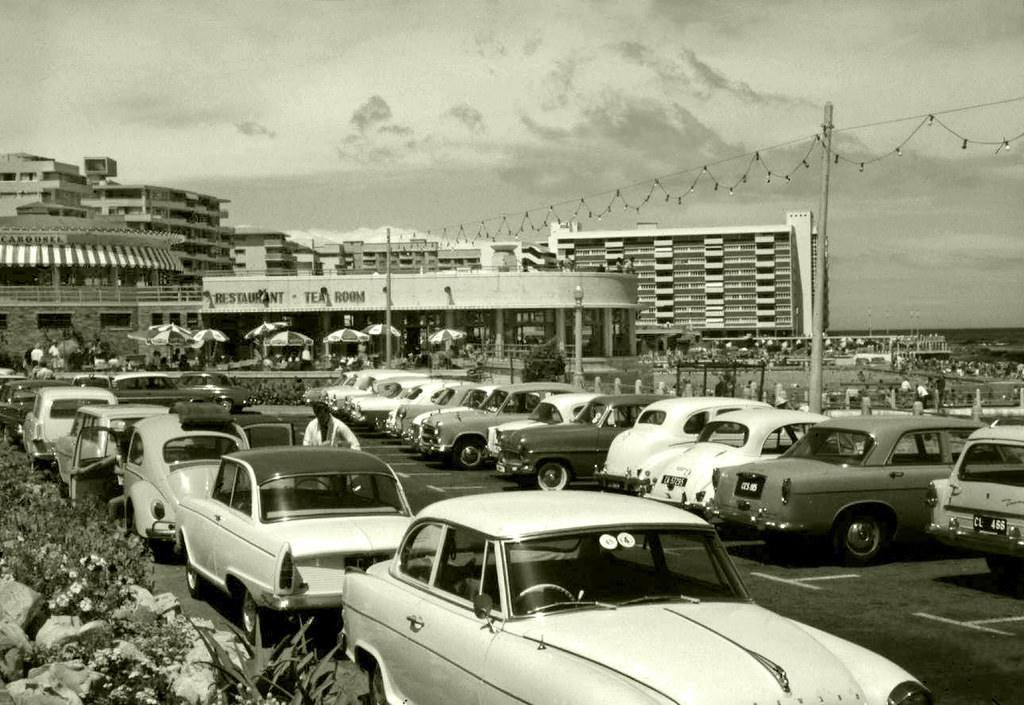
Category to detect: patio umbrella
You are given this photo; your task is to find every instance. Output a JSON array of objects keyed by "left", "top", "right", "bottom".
[
  {"left": 244, "top": 321, "right": 289, "bottom": 340},
  {"left": 192, "top": 328, "right": 229, "bottom": 344},
  {"left": 127, "top": 322, "right": 193, "bottom": 343},
  {"left": 428, "top": 328, "right": 466, "bottom": 345},
  {"left": 265, "top": 330, "right": 314, "bottom": 348},
  {"left": 325, "top": 328, "right": 370, "bottom": 344},
  {"left": 363, "top": 323, "right": 401, "bottom": 337},
  {"left": 146, "top": 326, "right": 195, "bottom": 347}
]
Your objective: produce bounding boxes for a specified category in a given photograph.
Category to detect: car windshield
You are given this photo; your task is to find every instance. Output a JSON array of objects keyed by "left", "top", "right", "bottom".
[
  {"left": 505, "top": 527, "right": 746, "bottom": 616},
  {"left": 575, "top": 402, "right": 607, "bottom": 425},
  {"left": 75, "top": 378, "right": 111, "bottom": 388},
  {"left": 162, "top": 434, "right": 240, "bottom": 465},
  {"left": 258, "top": 471, "right": 408, "bottom": 521},
  {"left": 528, "top": 402, "right": 563, "bottom": 423},
  {"left": 784, "top": 427, "right": 875, "bottom": 465},
  {"left": 462, "top": 389, "right": 489, "bottom": 408},
  {"left": 13, "top": 391, "right": 36, "bottom": 404},
  {"left": 432, "top": 388, "right": 456, "bottom": 404},
  {"left": 698, "top": 421, "right": 750, "bottom": 448}
]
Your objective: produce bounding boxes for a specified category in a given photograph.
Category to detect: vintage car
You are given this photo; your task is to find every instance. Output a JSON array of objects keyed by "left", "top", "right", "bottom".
[
  {"left": 55, "top": 404, "right": 170, "bottom": 503},
  {"left": 0, "top": 379, "right": 70, "bottom": 447},
  {"left": 177, "top": 446, "right": 412, "bottom": 644},
  {"left": 495, "top": 393, "right": 666, "bottom": 490},
  {"left": 303, "top": 370, "right": 360, "bottom": 404},
  {"left": 639, "top": 408, "right": 828, "bottom": 516},
  {"left": 109, "top": 372, "right": 216, "bottom": 407},
  {"left": 342, "top": 491, "right": 934, "bottom": 705},
  {"left": 384, "top": 381, "right": 474, "bottom": 438},
  {"left": 927, "top": 425, "right": 1024, "bottom": 587},
  {"left": 712, "top": 415, "right": 982, "bottom": 564},
  {"left": 177, "top": 371, "right": 251, "bottom": 412},
  {"left": 122, "top": 403, "right": 251, "bottom": 558},
  {"left": 419, "top": 382, "right": 578, "bottom": 470},
  {"left": 23, "top": 386, "right": 118, "bottom": 469},
  {"left": 323, "top": 369, "right": 424, "bottom": 407},
  {"left": 598, "top": 397, "right": 771, "bottom": 494},
  {"left": 485, "top": 392, "right": 598, "bottom": 458},
  {"left": 406, "top": 384, "right": 499, "bottom": 450},
  {"left": 71, "top": 373, "right": 113, "bottom": 389},
  {"left": 344, "top": 377, "right": 444, "bottom": 428}
]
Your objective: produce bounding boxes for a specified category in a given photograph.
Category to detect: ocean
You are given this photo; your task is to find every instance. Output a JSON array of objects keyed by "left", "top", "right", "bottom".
[{"left": 834, "top": 327, "right": 1024, "bottom": 348}]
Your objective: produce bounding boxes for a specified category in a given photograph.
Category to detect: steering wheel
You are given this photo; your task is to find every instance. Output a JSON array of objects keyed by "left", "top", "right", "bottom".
[
  {"left": 296, "top": 478, "right": 331, "bottom": 491},
  {"left": 514, "top": 583, "right": 575, "bottom": 612}
]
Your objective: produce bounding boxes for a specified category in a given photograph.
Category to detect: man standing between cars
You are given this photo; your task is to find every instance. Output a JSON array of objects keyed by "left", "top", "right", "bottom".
[{"left": 303, "top": 401, "right": 360, "bottom": 450}]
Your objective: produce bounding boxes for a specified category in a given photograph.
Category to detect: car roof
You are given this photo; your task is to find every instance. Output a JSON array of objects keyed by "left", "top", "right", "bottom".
[
  {"left": 34, "top": 386, "right": 118, "bottom": 401},
  {"left": 226, "top": 446, "right": 394, "bottom": 484},
  {"left": 75, "top": 404, "right": 169, "bottom": 419},
  {"left": 418, "top": 491, "right": 708, "bottom": 539},
  {"left": 112, "top": 371, "right": 171, "bottom": 380},
  {"left": 587, "top": 393, "right": 669, "bottom": 405},
  {"left": 8, "top": 380, "right": 72, "bottom": 390},
  {"left": 492, "top": 382, "right": 579, "bottom": 393},
  {"left": 642, "top": 396, "right": 770, "bottom": 414},
  {"left": 817, "top": 415, "right": 983, "bottom": 432},
  {"left": 540, "top": 392, "right": 598, "bottom": 411},
  {"left": 708, "top": 408, "right": 830, "bottom": 430},
  {"left": 967, "top": 425, "right": 1024, "bottom": 443}
]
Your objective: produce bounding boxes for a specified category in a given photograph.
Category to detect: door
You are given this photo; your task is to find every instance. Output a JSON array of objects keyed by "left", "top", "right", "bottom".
[
  {"left": 876, "top": 430, "right": 961, "bottom": 531},
  {"left": 70, "top": 427, "right": 120, "bottom": 504},
  {"left": 952, "top": 440, "right": 1024, "bottom": 535},
  {"left": 209, "top": 463, "right": 265, "bottom": 591},
  {"left": 186, "top": 462, "right": 238, "bottom": 581}
]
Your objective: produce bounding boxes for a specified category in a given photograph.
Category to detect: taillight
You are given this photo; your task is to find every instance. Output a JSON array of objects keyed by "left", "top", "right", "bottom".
[
  {"left": 711, "top": 468, "right": 721, "bottom": 489},
  {"left": 279, "top": 549, "right": 294, "bottom": 592},
  {"left": 781, "top": 478, "right": 792, "bottom": 504}
]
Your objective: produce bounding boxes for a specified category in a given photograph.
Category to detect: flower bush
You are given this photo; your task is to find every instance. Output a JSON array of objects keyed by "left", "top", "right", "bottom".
[{"left": 243, "top": 379, "right": 307, "bottom": 407}]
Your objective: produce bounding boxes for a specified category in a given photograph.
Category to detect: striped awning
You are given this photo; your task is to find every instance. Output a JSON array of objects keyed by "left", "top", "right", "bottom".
[{"left": 0, "top": 243, "right": 182, "bottom": 271}]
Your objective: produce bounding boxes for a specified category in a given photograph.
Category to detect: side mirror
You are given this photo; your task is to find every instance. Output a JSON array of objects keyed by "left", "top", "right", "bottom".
[{"left": 472, "top": 593, "right": 493, "bottom": 620}]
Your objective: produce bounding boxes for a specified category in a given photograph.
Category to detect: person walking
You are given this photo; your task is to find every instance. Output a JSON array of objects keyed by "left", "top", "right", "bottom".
[{"left": 302, "top": 401, "right": 361, "bottom": 450}]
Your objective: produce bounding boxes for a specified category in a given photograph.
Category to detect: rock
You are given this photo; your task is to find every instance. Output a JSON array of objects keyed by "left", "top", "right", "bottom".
[
  {"left": 170, "top": 664, "right": 216, "bottom": 705},
  {"left": 125, "top": 585, "right": 155, "bottom": 611},
  {"left": 151, "top": 593, "right": 180, "bottom": 617},
  {"left": 7, "top": 660, "right": 98, "bottom": 705},
  {"left": 72, "top": 621, "right": 109, "bottom": 648},
  {"left": 33, "top": 617, "right": 81, "bottom": 651},
  {"left": 1, "top": 648, "right": 23, "bottom": 684},
  {"left": 0, "top": 624, "right": 28, "bottom": 652},
  {"left": 0, "top": 584, "right": 42, "bottom": 635},
  {"left": 184, "top": 629, "right": 248, "bottom": 671}
]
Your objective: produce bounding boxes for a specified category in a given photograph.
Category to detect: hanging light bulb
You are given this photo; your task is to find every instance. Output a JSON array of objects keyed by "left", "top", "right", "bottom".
[
  {"left": 755, "top": 152, "right": 760, "bottom": 161},
  {"left": 859, "top": 163, "right": 864, "bottom": 173},
  {"left": 802, "top": 159, "right": 810, "bottom": 168},
  {"left": 689, "top": 185, "right": 695, "bottom": 193},
  {"left": 961, "top": 138, "right": 968, "bottom": 150},
  {"left": 677, "top": 196, "right": 682, "bottom": 205},
  {"left": 927, "top": 114, "right": 935, "bottom": 125},
  {"left": 896, "top": 147, "right": 903, "bottom": 157},
  {"left": 664, "top": 192, "right": 670, "bottom": 202},
  {"left": 713, "top": 182, "right": 719, "bottom": 191},
  {"left": 833, "top": 153, "right": 839, "bottom": 164},
  {"left": 728, "top": 187, "right": 734, "bottom": 196}
]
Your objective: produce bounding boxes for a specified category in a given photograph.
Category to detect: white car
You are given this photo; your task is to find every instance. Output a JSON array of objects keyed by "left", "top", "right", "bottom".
[
  {"left": 486, "top": 392, "right": 598, "bottom": 457},
  {"left": 639, "top": 408, "right": 828, "bottom": 516},
  {"left": 407, "top": 384, "right": 499, "bottom": 451},
  {"left": 384, "top": 381, "right": 474, "bottom": 438},
  {"left": 24, "top": 386, "right": 118, "bottom": 470},
  {"left": 322, "top": 369, "right": 423, "bottom": 406},
  {"left": 347, "top": 378, "right": 449, "bottom": 429},
  {"left": 598, "top": 396, "right": 770, "bottom": 494},
  {"left": 178, "top": 446, "right": 412, "bottom": 644},
  {"left": 342, "top": 491, "right": 933, "bottom": 705}
]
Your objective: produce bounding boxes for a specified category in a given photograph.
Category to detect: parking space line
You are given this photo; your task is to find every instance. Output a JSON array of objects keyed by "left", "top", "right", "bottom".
[
  {"left": 913, "top": 612, "right": 1017, "bottom": 636},
  {"left": 427, "top": 485, "right": 488, "bottom": 493},
  {"left": 750, "top": 572, "right": 860, "bottom": 590}
]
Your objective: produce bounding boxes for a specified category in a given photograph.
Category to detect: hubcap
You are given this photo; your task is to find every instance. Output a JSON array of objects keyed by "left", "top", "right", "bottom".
[
  {"left": 460, "top": 445, "right": 482, "bottom": 467},
  {"left": 540, "top": 467, "right": 564, "bottom": 490},
  {"left": 846, "top": 520, "right": 879, "bottom": 555},
  {"left": 242, "top": 592, "right": 257, "bottom": 636}
]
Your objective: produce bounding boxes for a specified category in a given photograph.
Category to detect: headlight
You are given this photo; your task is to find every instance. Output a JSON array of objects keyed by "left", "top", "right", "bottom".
[{"left": 887, "top": 681, "right": 933, "bottom": 705}]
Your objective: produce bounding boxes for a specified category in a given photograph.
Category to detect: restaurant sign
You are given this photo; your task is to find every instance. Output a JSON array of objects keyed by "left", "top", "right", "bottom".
[{"left": 210, "top": 288, "right": 368, "bottom": 306}]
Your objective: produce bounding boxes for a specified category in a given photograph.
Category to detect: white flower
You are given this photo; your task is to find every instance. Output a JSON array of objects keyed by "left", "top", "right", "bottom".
[
  {"left": 79, "top": 597, "right": 93, "bottom": 612},
  {"left": 70, "top": 581, "right": 84, "bottom": 595}
]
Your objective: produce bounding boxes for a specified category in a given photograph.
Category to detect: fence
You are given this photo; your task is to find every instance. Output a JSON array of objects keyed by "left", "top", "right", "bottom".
[{"left": 0, "top": 285, "right": 203, "bottom": 304}]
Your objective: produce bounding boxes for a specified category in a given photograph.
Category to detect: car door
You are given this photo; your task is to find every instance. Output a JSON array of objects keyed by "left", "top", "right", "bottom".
[
  {"left": 876, "top": 429, "right": 966, "bottom": 530},
  {"left": 582, "top": 403, "right": 642, "bottom": 476},
  {"left": 207, "top": 461, "right": 264, "bottom": 588},
  {"left": 241, "top": 422, "right": 295, "bottom": 448},
  {"left": 69, "top": 426, "right": 120, "bottom": 504},
  {"left": 187, "top": 461, "right": 240, "bottom": 583}
]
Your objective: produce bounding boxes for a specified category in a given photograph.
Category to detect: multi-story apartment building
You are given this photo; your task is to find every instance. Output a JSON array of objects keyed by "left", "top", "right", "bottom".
[
  {"left": 0, "top": 153, "right": 94, "bottom": 218},
  {"left": 232, "top": 227, "right": 298, "bottom": 275},
  {"left": 548, "top": 210, "right": 821, "bottom": 338}
]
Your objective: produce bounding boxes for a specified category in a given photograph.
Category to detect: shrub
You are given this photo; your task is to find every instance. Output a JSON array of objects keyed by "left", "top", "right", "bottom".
[
  {"left": 521, "top": 338, "right": 567, "bottom": 382},
  {"left": 244, "top": 379, "right": 308, "bottom": 407}
]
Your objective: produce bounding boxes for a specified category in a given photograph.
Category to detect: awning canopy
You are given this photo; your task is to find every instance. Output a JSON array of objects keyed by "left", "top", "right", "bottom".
[{"left": 0, "top": 243, "right": 182, "bottom": 271}]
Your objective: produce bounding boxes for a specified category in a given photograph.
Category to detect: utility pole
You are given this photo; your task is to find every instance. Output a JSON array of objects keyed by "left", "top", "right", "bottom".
[
  {"left": 809, "top": 103, "right": 833, "bottom": 414},
  {"left": 385, "top": 227, "right": 393, "bottom": 366}
]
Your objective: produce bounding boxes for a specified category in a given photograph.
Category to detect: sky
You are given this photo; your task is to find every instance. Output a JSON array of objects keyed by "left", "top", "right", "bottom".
[{"left": 2, "top": 0, "right": 1022, "bottom": 330}]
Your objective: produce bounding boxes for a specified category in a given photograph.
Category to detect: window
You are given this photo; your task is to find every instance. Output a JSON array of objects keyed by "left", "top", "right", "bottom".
[
  {"left": 0, "top": 313, "right": 6, "bottom": 328},
  {"left": 162, "top": 435, "right": 239, "bottom": 464},
  {"left": 958, "top": 442, "right": 1024, "bottom": 486},
  {"left": 230, "top": 467, "right": 252, "bottom": 515},
  {"left": 51, "top": 398, "right": 113, "bottom": 419},
  {"left": 399, "top": 523, "right": 443, "bottom": 584},
  {"left": 38, "top": 313, "right": 73, "bottom": 329},
  {"left": 889, "top": 432, "right": 943, "bottom": 465},
  {"left": 435, "top": 527, "right": 497, "bottom": 603},
  {"left": 100, "top": 313, "right": 132, "bottom": 329},
  {"left": 213, "top": 463, "right": 239, "bottom": 505},
  {"left": 150, "top": 313, "right": 164, "bottom": 327},
  {"left": 186, "top": 313, "right": 199, "bottom": 329},
  {"left": 128, "top": 432, "right": 144, "bottom": 465},
  {"left": 760, "top": 424, "right": 811, "bottom": 455},
  {"left": 682, "top": 411, "right": 709, "bottom": 435}
]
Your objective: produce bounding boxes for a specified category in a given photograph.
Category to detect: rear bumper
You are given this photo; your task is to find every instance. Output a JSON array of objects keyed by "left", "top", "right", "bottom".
[
  {"left": 595, "top": 470, "right": 641, "bottom": 493},
  {"left": 259, "top": 590, "right": 344, "bottom": 612},
  {"left": 928, "top": 523, "right": 1024, "bottom": 556},
  {"left": 712, "top": 505, "right": 808, "bottom": 533}
]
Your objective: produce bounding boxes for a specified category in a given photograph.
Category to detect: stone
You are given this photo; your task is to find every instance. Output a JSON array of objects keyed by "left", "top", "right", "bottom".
[
  {"left": 1, "top": 648, "right": 24, "bottom": 684},
  {"left": 0, "top": 624, "right": 28, "bottom": 653},
  {"left": 170, "top": 664, "right": 216, "bottom": 705},
  {"left": 125, "top": 585, "right": 155, "bottom": 611},
  {"left": 184, "top": 629, "right": 248, "bottom": 671},
  {"left": 72, "top": 621, "right": 109, "bottom": 648},
  {"left": 7, "top": 659, "right": 98, "bottom": 705},
  {"left": 151, "top": 593, "right": 181, "bottom": 617},
  {"left": 33, "top": 617, "right": 81, "bottom": 652},
  {"left": 0, "top": 584, "right": 42, "bottom": 635}
]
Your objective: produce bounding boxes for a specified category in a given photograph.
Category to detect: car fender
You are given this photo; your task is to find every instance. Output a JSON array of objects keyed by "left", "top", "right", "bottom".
[
  {"left": 452, "top": 429, "right": 488, "bottom": 449},
  {"left": 828, "top": 498, "right": 900, "bottom": 534},
  {"left": 125, "top": 478, "right": 166, "bottom": 535}
]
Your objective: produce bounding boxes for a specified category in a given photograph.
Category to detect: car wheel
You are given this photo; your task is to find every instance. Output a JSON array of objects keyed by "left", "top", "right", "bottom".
[
  {"left": 453, "top": 438, "right": 486, "bottom": 471},
  {"left": 367, "top": 660, "right": 388, "bottom": 705},
  {"left": 215, "top": 397, "right": 233, "bottom": 412},
  {"left": 536, "top": 461, "right": 570, "bottom": 491},
  {"left": 241, "top": 588, "right": 280, "bottom": 647},
  {"left": 833, "top": 511, "right": 890, "bottom": 566}
]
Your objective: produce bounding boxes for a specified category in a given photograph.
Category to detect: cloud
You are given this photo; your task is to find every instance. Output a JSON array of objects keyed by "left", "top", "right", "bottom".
[
  {"left": 235, "top": 121, "right": 276, "bottom": 138},
  {"left": 446, "top": 104, "right": 486, "bottom": 133},
  {"left": 351, "top": 95, "right": 393, "bottom": 133}
]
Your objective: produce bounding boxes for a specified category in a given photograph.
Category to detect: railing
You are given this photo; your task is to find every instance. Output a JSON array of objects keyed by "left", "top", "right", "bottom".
[{"left": 0, "top": 285, "right": 203, "bottom": 304}]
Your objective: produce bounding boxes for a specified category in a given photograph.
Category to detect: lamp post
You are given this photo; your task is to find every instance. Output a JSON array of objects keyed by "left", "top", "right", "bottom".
[{"left": 573, "top": 285, "right": 584, "bottom": 388}]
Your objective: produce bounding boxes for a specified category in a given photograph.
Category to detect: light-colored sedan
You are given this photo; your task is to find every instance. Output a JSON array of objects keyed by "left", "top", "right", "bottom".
[
  {"left": 486, "top": 392, "right": 598, "bottom": 457},
  {"left": 343, "top": 491, "right": 934, "bottom": 705},
  {"left": 598, "top": 396, "right": 770, "bottom": 494},
  {"left": 24, "top": 386, "right": 118, "bottom": 469},
  {"left": 639, "top": 408, "right": 828, "bottom": 516},
  {"left": 178, "top": 446, "right": 412, "bottom": 644}
]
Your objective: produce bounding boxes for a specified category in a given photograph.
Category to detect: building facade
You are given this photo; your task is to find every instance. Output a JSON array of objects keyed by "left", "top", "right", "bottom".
[{"left": 0, "top": 153, "right": 93, "bottom": 218}]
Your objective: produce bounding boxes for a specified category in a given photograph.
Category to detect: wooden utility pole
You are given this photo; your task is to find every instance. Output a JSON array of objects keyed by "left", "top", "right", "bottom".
[
  {"left": 809, "top": 102, "right": 833, "bottom": 414},
  {"left": 385, "top": 227, "right": 393, "bottom": 366}
]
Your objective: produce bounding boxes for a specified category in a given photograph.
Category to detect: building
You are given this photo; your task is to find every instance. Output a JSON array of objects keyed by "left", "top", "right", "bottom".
[
  {"left": 0, "top": 153, "right": 93, "bottom": 218},
  {"left": 232, "top": 227, "right": 299, "bottom": 276},
  {"left": 548, "top": 210, "right": 821, "bottom": 339}
]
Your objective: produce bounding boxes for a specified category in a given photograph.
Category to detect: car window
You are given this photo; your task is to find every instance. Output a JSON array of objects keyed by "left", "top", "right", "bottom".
[
  {"left": 463, "top": 389, "right": 488, "bottom": 408},
  {"left": 431, "top": 388, "right": 455, "bottom": 404},
  {"left": 77, "top": 427, "right": 109, "bottom": 462},
  {"left": 699, "top": 421, "right": 749, "bottom": 448},
  {"left": 51, "top": 399, "right": 113, "bottom": 419},
  {"left": 127, "top": 432, "right": 144, "bottom": 464},
  {"left": 959, "top": 442, "right": 1024, "bottom": 486},
  {"left": 244, "top": 423, "right": 293, "bottom": 448},
  {"left": 760, "top": 423, "right": 812, "bottom": 455},
  {"left": 637, "top": 409, "right": 666, "bottom": 426},
  {"left": 76, "top": 377, "right": 111, "bottom": 388},
  {"left": 529, "top": 402, "right": 562, "bottom": 424},
  {"left": 435, "top": 527, "right": 499, "bottom": 605},
  {"left": 213, "top": 463, "right": 239, "bottom": 505},
  {"left": 889, "top": 432, "right": 943, "bottom": 465},
  {"left": 481, "top": 391, "right": 508, "bottom": 413},
  {"left": 179, "top": 375, "right": 201, "bottom": 386},
  {"left": 948, "top": 429, "right": 975, "bottom": 463},
  {"left": 682, "top": 411, "right": 709, "bottom": 435},
  {"left": 259, "top": 472, "right": 406, "bottom": 521},
  {"left": 786, "top": 428, "right": 874, "bottom": 465},
  {"left": 230, "top": 466, "right": 252, "bottom": 516},
  {"left": 150, "top": 377, "right": 173, "bottom": 390},
  {"left": 162, "top": 434, "right": 239, "bottom": 465},
  {"left": 399, "top": 523, "right": 443, "bottom": 584}
]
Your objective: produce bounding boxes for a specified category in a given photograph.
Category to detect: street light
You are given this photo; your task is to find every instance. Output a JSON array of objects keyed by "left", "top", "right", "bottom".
[{"left": 573, "top": 285, "right": 584, "bottom": 388}]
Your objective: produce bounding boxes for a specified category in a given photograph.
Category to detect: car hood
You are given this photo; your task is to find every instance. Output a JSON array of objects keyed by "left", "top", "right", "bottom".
[
  {"left": 730, "top": 457, "right": 848, "bottom": 478},
  {"left": 508, "top": 603, "right": 869, "bottom": 703},
  {"left": 264, "top": 515, "right": 410, "bottom": 557}
]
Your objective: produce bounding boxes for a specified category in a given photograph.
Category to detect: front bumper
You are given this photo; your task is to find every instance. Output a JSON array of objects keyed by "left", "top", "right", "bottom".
[
  {"left": 145, "top": 520, "right": 177, "bottom": 541},
  {"left": 495, "top": 454, "right": 533, "bottom": 476},
  {"left": 258, "top": 589, "right": 344, "bottom": 612},
  {"left": 595, "top": 470, "right": 642, "bottom": 493},
  {"left": 928, "top": 521, "right": 1024, "bottom": 556},
  {"left": 29, "top": 439, "right": 55, "bottom": 462}
]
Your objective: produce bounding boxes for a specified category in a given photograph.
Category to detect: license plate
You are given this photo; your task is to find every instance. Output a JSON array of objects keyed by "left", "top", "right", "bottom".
[
  {"left": 734, "top": 474, "right": 765, "bottom": 499},
  {"left": 973, "top": 514, "right": 1008, "bottom": 535},
  {"left": 496, "top": 461, "right": 507, "bottom": 473},
  {"left": 605, "top": 479, "right": 622, "bottom": 489},
  {"left": 662, "top": 474, "right": 687, "bottom": 490}
]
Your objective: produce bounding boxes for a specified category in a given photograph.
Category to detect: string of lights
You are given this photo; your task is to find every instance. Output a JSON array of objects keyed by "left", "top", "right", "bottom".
[{"left": 406, "top": 95, "right": 1024, "bottom": 247}]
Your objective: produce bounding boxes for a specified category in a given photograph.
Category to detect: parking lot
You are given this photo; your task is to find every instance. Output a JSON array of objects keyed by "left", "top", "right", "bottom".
[{"left": 155, "top": 428, "right": 1024, "bottom": 705}]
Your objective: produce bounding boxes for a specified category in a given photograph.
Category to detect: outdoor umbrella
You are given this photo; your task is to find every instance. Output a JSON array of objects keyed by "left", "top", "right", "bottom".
[
  {"left": 265, "top": 330, "right": 314, "bottom": 348},
  {"left": 146, "top": 326, "right": 195, "bottom": 347},
  {"left": 428, "top": 328, "right": 466, "bottom": 345},
  {"left": 244, "top": 321, "right": 289, "bottom": 340},
  {"left": 362, "top": 323, "right": 401, "bottom": 337},
  {"left": 192, "top": 328, "right": 229, "bottom": 344},
  {"left": 325, "top": 328, "right": 370, "bottom": 343}
]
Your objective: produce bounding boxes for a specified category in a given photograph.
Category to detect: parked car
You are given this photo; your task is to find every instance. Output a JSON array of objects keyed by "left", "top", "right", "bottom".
[
  {"left": 384, "top": 381, "right": 474, "bottom": 438},
  {"left": 406, "top": 384, "right": 499, "bottom": 451},
  {"left": 712, "top": 415, "right": 982, "bottom": 564},
  {"left": 55, "top": 404, "right": 170, "bottom": 503},
  {"left": 0, "top": 379, "right": 70, "bottom": 447},
  {"left": 342, "top": 491, "right": 934, "bottom": 705},
  {"left": 485, "top": 392, "right": 598, "bottom": 458},
  {"left": 23, "top": 386, "right": 118, "bottom": 469},
  {"left": 419, "top": 382, "right": 578, "bottom": 470},
  {"left": 495, "top": 393, "right": 666, "bottom": 490},
  {"left": 177, "top": 371, "right": 250, "bottom": 412},
  {"left": 345, "top": 377, "right": 443, "bottom": 428},
  {"left": 598, "top": 397, "right": 771, "bottom": 494},
  {"left": 302, "top": 371, "right": 358, "bottom": 405},
  {"left": 927, "top": 425, "right": 1024, "bottom": 587},
  {"left": 177, "top": 446, "right": 412, "bottom": 644},
  {"left": 109, "top": 372, "right": 216, "bottom": 407},
  {"left": 323, "top": 369, "right": 424, "bottom": 407},
  {"left": 122, "top": 402, "right": 251, "bottom": 558},
  {"left": 639, "top": 408, "right": 828, "bottom": 516},
  {"left": 71, "top": 373, "right": 113, "bottom": 389}
]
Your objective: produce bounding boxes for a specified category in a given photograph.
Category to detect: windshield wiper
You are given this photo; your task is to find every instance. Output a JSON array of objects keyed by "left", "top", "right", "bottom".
[
  {"left": 527, "top": 600, "right": 617, "bottom": 615},
  {"left": 619, "top": 593, "right": 701, "bottom": 606}
]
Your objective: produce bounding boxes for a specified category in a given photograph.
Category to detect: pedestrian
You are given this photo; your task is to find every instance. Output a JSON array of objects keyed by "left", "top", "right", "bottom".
[{"left": 303, "top": 401, "right": 360, "bottom": 450}]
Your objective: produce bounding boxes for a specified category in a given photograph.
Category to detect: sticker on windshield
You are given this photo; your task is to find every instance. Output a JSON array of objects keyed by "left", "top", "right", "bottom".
[
  {"left": 599, "top": 534, "right": 619, "bottom": 550},
  {"left": 617, "top": 532, "right": 636, "bottom": 548}
]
